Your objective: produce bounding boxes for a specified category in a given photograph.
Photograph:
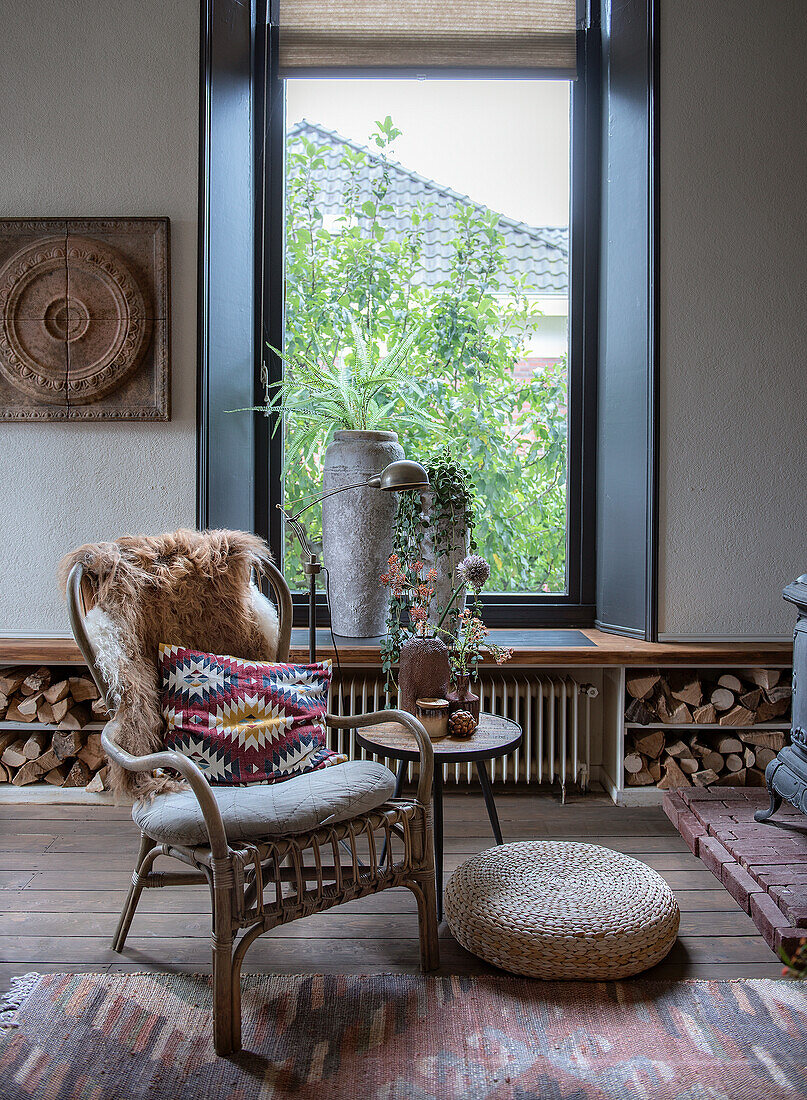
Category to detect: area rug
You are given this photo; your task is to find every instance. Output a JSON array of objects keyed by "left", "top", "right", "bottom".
[{"left": 2, "top": 972, "right": 807, "bottom": 1099}]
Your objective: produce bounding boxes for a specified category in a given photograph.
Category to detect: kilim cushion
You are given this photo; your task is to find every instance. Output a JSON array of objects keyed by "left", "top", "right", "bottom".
[{"left": 159, "top": 644, "right": 346, "bottom": 785}]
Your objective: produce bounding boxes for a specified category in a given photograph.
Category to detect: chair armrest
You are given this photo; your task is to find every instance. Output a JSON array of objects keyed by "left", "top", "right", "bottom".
[
  {"left": 326, "top": 709, "right": 434, "bottom": 806},
  {"left": 101, "top": 718, "right": 229, "bottom": 860}
]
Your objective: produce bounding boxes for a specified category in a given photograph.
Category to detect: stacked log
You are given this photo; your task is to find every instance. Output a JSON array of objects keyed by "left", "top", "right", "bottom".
[
  {"left": 624, "top": 667, "right": 790, "bottom": 790},
  {"left": 624, "top": 727, "right": 785, "bottom": 788},
  {"left": 0, "top": 666, "right": 110, "bottom": 791},
  {"left": 625, "top": 669, "right": 790, "bottom": 728}
]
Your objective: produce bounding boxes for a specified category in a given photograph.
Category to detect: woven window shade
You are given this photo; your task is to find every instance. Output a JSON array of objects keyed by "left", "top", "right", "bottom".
[{"left": 278, "top": 1, "right": 578, "bottom": 77}]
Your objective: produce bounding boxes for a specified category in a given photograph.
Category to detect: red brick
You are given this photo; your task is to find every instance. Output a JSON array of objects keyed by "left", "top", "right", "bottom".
[
  {"left": 684, "top": 789, "right": 731, "bottom": 802},
  {"left": 769, "top": 888, "right": 807, "bottom": 928},
  {"left": 678, "top": 811, "right": 708, "bottom": 854},
  {"left": 758, "top": 870, "right": 807, "bottom": 887},
  {"left": 722, "top": 862, "right": 764, "bottom": 912},
  {"left": 662, "top": 792, "right": 687, "bottom": 829},
  {"left": 750, "top": 891, "right": 790, "bottom": 949},
  {"left": 699, "top": 836, "right": 735, "bottom": 880}
]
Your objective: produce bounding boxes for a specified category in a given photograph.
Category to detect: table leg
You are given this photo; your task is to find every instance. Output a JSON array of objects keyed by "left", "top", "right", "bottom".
[
  {"left": 476, "top": 760, "right": 503, "bottom": 846},
  {"left": 380, "top": 759, "right": 407, "bottom": 866},
  {"left": 433, "top": 762, "right": 444, "bottom": 923}
]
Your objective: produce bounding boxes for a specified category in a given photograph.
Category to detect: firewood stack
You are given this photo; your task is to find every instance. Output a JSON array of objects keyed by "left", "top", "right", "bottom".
[
  {"left": 624, "top": 668, "right": 791, "bottom": 789},
  {"left": 0, "top": 666, "right": 111, "bottom": 791}
]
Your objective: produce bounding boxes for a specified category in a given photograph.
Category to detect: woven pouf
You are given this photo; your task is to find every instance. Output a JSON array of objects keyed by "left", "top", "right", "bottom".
[{"left": 445, "top": 840, "right": 680, "bottom": 979}]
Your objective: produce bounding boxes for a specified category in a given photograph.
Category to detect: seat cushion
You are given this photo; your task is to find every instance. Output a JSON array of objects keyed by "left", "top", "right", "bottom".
[{"left": 132, "top": 760, "right": 396, "bottom": 846}]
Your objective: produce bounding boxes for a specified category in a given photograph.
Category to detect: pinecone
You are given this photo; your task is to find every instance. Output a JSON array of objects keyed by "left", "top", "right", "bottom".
[{"left": 449, "top": 709, "right": 476, "bottom": 738}]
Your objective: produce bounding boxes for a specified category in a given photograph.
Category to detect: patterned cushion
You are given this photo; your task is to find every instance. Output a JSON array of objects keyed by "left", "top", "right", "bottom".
[{"left": 159, "top": 644, "right": 346, "bottom": 785}]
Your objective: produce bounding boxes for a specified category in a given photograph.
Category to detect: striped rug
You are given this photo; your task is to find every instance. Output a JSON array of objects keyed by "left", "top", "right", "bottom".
[{"left": 1, "top": 972, "right": 807, "bottom": 1098}]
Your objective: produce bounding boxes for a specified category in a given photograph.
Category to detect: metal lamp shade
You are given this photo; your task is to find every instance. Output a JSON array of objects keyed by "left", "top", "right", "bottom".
[{"left": 368, "top": 459, "right": 430, "bottom": 491}]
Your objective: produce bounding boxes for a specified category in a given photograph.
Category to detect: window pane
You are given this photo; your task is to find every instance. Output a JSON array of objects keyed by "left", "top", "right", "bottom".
[{"left": 282, "top": 79, "right": 570, "bottom": 594}]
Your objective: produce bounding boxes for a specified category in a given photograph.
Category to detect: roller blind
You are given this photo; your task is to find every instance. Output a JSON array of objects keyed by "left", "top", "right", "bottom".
[{"left": 278, "top": 1, "right": 578, "bottom": 77}]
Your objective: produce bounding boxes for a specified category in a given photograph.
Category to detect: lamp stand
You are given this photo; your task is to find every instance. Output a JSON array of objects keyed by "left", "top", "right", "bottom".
[{"left": 302, "top": 552, "right": 320, "bottom": 665}]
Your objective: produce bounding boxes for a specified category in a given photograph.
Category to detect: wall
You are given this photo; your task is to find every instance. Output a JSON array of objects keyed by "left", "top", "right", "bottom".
[
  {"left": 659, "top": 0, "right": 807, "bottom": 639},
  {"left": 0, "top": 0, "right": 199, "bottom": 635}
]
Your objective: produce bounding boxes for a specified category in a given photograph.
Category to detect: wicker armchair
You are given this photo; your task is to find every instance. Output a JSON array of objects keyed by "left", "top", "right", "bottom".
[{"left": 65, "top": 556, "right": 438, "bottom": 1056}]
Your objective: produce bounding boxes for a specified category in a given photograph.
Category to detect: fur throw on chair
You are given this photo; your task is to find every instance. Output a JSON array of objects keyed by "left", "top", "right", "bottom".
[{"left": 58, "top": 529, "right": 280, "bottom": 800}]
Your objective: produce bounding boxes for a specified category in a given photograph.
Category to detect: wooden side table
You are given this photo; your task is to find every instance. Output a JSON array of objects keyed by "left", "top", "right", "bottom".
[{"left": 355, "top": 713, "right": 522, "bottom": 920}]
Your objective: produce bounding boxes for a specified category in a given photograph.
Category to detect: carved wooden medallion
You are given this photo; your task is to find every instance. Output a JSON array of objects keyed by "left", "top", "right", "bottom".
[{"left": 0, "top": 219, "right": 169, "bottom": 421}]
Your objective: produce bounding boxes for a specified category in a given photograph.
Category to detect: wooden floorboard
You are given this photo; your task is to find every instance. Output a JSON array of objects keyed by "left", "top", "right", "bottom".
[{"left": 0, "top": 792, "right": 783, "bottom": 988}]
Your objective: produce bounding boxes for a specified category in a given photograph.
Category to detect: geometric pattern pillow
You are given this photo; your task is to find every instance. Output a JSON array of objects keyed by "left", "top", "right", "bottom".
[{"left": 159, "top": 644, "right": 346, "bottom": 786}]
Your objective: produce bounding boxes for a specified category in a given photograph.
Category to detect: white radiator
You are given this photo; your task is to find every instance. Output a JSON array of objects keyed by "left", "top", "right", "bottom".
[{"left": 328, "top": 671, "right": 595, "bottom": 794}]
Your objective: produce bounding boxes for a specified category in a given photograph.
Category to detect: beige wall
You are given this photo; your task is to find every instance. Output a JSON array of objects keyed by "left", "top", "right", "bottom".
[
  {"left": 1, "top": 0, "right": 804, "bottom": 640},
  {"left": 658, "top": 0, "right": 807, "bottom": 639},
  {"left": 0, "top": 0, "right": 198, "bottom": 635}
]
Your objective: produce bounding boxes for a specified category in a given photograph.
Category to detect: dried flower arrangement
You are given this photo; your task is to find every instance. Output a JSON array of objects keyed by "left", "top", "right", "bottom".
[{"left": 381, "top": 550, "right": 512, "bottom": 699}]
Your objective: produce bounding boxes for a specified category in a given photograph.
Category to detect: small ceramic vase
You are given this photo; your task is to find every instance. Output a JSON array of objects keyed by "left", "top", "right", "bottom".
[
  {"left": 398, "top": 629, "right": 450, "bottom": 717},
  {"left": 448, "top": 672, "right": 480, "bottom": 722},
  {"left": 415, "top": 697, "right": 450, "bottom": 740}
]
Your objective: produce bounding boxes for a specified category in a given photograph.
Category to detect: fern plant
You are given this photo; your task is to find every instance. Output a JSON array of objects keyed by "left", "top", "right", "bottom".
[{"left": 231, "top": 320, "right": 435, "bottom": 469}]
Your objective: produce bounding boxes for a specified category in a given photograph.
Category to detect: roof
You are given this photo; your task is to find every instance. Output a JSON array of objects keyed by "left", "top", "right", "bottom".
[{"left": 287, "top": 120, "right": 569, "bottom": 296}]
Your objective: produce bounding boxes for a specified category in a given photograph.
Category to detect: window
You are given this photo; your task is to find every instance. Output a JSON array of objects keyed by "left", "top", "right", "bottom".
[
  {"left": 255, "top": 2, "right": 596, "bottom": 625},
  {"left": 280, "top": 79, "right": 572, "bottom": 601},
  {"left": 200, "top": 0, "right": 658, "bottom": 637}
]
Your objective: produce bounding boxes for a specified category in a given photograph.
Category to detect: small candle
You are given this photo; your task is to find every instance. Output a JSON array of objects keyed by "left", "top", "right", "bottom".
[{"left": 415, "top": 697, "right": 450, "bottom": 740}]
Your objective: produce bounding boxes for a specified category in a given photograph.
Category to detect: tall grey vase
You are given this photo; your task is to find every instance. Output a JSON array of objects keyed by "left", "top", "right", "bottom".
[{"left": 322, "top": 429, "right": 404, "bottom": 638}]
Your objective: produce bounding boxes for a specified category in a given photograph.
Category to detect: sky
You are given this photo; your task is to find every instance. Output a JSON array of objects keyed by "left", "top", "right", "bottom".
[{"left": 285, "top": 78, "right": 570, "bottom": 228}]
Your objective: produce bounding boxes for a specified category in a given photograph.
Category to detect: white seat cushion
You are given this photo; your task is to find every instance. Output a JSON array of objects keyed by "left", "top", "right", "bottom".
[{"left": 132, "top": 760, "right": 396, "bottom": 846}]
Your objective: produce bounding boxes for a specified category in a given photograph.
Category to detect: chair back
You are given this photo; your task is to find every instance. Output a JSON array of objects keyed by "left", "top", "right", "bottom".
[{"left": 63, "top": 530, "right": 294, "bottom": 717}]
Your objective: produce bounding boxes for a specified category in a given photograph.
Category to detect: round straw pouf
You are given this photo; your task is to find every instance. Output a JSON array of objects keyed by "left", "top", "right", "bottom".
[{"left": 444, "top": 840, "right": 680, "bottom": 979}]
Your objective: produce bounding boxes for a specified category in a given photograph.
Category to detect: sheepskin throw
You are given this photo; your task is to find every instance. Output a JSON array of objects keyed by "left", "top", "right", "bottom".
[{"left": 59, "top": 529, "right": 280, "bottom": 799}]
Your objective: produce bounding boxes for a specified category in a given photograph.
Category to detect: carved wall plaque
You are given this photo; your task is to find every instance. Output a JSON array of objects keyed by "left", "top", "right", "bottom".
[{"left": 0, "top": 218, "right": 169, "bottom": 421}]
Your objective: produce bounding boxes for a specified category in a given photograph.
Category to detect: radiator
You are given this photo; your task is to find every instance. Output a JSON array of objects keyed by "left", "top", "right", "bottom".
[{"left": 328, "top": 671, "right": 595, "bottom": 793}]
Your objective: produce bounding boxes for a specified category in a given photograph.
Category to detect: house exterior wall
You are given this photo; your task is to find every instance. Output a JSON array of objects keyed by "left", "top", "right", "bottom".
[
  {"left": 658, "top": 0, "right": 807, "bottom": 639},
  {"left": 0, "top": 0, "right": 198, "bottom": 634}
]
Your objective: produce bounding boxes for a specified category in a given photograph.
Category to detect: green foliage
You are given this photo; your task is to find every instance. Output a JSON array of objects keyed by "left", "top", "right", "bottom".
[
  {"left": 282, "top": 118, "right": 568, "bottom": 593},
  {"left": 380, "top": 446, "right": 477, "bottom": 688},
  {"left": 237, "top": 321, "right": 432, "bottom": 473}
]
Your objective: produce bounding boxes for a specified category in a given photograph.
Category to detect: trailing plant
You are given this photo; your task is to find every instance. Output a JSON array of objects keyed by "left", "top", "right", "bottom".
[{"left": 381, "top": 448, "right": 477, "bottom": 688}]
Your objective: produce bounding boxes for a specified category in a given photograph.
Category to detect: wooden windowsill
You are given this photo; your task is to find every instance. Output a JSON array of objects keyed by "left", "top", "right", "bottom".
[{"left": 0, "top": 629, "right": 792, "bottom": 668}]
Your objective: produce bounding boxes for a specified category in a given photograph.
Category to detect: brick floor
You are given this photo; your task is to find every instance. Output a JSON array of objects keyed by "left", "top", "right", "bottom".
[{"left": 663, "top": 787, "right": 807, "bottom": 957}]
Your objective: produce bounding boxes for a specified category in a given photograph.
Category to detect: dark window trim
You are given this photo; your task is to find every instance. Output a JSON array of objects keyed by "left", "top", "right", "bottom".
[{"left": 198, "top": 3, "right": 659, "bottom": 636}]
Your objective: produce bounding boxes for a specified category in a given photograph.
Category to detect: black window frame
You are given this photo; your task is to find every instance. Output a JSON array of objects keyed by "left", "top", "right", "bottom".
[
  {"left": 199, "top": 0, "right": 658, "bottom": 639},
  {"left": 255, "top": 11, "right": 600, "bottom": 629}
]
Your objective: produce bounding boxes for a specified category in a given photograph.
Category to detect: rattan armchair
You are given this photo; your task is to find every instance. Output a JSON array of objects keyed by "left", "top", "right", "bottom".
[{"left": 66, "top": 558, "right": 438, "bottom": 1056}]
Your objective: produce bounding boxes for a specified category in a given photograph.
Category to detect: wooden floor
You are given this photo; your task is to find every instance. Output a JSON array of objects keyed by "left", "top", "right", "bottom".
[{"left": 0, "top": 790, "right": 783, "bottom": 990}]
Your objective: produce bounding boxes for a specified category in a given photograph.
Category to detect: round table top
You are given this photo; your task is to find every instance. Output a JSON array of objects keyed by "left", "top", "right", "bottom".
[{"left": 355, "top": 712, "right": 522, "bottom": 763}]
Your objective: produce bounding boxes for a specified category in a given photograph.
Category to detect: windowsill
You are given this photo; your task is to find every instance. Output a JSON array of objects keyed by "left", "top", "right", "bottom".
[{"left": 0, "top": 631, "right": 792, "bottom": 669}]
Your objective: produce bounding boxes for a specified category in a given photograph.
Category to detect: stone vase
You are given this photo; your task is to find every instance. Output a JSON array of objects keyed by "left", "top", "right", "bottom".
[
  {"left": 398, "top": 633, "right": 450, "bottom": 717},
  {"left": 322, "top": 429, "right": 404, "bottom": 638},
  {"left": 448, "top": 672, "right": 480, "bottom": 722},
  {"left": 421, "top": 490, "right": 470, "bottom": 635}
]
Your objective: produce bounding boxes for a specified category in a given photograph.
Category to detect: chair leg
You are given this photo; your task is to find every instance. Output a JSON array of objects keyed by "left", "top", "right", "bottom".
[
  {"left": 212, "top": 870, "right": 239, "bottom": 1056},
  {"left": 411, "top": 874, "right": 440, "bottom": 972},
  {"left": 111, "top": 832, "right": 156, "bottom": 952}
]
